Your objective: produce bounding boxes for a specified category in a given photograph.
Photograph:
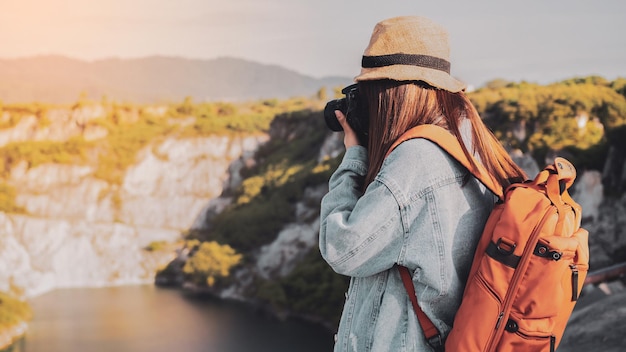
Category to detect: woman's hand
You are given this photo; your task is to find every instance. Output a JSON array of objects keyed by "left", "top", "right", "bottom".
[{"left": 336, "top": 110, "right": 360, "bottom": 149}]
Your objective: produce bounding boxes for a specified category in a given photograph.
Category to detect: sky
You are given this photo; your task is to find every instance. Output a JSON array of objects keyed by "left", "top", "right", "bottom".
[{"left": 1, "top": 0, "right": 625, "bottom": 88}]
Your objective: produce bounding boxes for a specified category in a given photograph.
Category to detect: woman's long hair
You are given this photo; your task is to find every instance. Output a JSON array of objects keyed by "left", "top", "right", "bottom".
[{"left": 360, "top": 80, "right": 526, "bottom": 190}]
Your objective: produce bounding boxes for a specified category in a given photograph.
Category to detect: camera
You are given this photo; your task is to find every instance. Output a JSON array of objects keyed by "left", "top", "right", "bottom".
[{"left": 323, "top": 84, "right": 369, "bottom": 146}]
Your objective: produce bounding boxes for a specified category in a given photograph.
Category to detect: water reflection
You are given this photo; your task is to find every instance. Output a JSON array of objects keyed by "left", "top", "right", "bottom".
[{"left": 24, "top": 285, "right": 333, "bottom": 352}]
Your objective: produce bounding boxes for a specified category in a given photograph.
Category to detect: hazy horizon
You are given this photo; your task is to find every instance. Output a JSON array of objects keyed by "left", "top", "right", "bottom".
[{"left": 1, "top": 0, "right": 625, "bottom": 88}]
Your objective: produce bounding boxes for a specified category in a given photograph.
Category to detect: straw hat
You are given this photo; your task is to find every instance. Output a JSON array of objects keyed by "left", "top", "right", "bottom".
[{"left": 355, "top": 16, "right": 466, "bottom": 93}]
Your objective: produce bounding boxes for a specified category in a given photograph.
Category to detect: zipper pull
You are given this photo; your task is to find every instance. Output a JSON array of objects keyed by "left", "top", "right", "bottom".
[
  {"left": 495, "top": 312, "right": 504, "bottom": 330},
  {"left": 570, "top": 264, "right": 579, "bottom": 301}
]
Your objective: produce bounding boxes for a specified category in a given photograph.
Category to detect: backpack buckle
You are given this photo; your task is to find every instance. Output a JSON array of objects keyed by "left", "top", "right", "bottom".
[
  {"left": 427, "top": 334, "right": 445, "bottom": 352},
  {"left": 495, "top": 237, "right": 517, "bottom": 256}
]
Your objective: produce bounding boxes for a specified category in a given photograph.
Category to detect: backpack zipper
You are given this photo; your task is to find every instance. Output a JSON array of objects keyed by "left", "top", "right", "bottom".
[
  {"left": 570, "top": 264, "right": 579, "bottom": 301},
  {"left": 486, "top": 205, "right": 558, "bottom": 352}
]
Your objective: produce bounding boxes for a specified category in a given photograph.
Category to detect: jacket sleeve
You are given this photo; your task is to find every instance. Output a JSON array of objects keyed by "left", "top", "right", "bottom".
[{"left": 319, "top": 146, "right": 405, "bottom": 277}]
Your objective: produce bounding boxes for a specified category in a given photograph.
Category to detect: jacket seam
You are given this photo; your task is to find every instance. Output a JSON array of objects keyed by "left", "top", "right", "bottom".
[
  {"left": 373, "top": 178, "right": 410, "bottom": 265},
  {"left": 425, "top": 189, "right": 448, "bottom": 298},
  {"left": 409, "top": 173, "right": 467, "bottom": 203},
  {"left": 366, "top": 271, "right": 388, "bottom": 351}
]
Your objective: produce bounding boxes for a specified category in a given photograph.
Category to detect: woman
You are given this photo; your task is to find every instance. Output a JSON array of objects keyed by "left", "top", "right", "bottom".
[{"left": 319, "top": 16, "right": 526, "bottom": 351}]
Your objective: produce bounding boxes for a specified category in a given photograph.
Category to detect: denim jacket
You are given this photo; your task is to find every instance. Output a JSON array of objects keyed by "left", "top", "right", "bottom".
[{"left": 319, "top": 137, "right": 495, "bottom": 352}]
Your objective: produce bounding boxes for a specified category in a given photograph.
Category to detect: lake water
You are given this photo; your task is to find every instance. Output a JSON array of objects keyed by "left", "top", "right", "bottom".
[{"left": 19, "top": 285, "right": 334, "bottom": 352}]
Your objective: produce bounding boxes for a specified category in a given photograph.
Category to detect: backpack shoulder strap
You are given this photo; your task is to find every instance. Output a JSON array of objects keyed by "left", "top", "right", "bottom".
[
  {"left": 398, "top": 265, "right": 444, "bottom": 350},
  {"left": 385, "top": 124, "right": 504, "bottom": 200},
  {"left": 390, "top": 125, "right": 503, "bottom": 349}
]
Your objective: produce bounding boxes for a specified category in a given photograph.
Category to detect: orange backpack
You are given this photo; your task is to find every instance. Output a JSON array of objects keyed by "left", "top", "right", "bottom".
[{"left": 389, "top": 125, "right": 589, "bottom": 352}]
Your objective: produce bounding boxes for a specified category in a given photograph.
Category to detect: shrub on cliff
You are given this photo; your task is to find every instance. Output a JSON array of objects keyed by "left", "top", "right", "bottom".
[
  {"left": 183, "top": 241, "right": 242, "bottom": 287},
  {"left": 0, "top": 291, "right": 31, "bottom": 348},
  {"left": 0, "top": 183, "right": 25, "bottom": 213}
]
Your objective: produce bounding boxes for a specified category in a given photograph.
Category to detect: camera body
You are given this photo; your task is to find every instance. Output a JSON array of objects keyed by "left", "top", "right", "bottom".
[{"left": 323, "top": 84, "right": 369, "bottom": 146}]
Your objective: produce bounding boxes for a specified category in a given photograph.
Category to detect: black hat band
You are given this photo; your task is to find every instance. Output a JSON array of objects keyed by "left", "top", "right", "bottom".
[{"left": 362, "top": 53, "right": 450, "bottom": 74}]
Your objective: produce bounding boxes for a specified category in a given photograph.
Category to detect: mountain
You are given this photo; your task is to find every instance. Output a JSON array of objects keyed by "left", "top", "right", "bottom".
[{"left": 0, "top": 55, "right": 353, "bottom": 104}]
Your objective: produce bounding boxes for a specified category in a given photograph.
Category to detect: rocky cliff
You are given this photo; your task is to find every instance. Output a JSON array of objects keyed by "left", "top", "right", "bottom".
[{"left": 0, "top": 104, "right": 268, "bottom": 297}]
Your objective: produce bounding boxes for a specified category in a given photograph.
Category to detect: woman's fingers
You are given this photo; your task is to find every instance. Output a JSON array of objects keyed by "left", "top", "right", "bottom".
[{"left": 336, "top": 110, "right": 360, "bottom": 149}]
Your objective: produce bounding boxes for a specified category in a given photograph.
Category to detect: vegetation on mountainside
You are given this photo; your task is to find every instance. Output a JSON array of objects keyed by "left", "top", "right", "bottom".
[
  {"left": 0, "top": 137, "right": 89, "bottom": 177},
  {"left": 185, "top": 108, "right": 339, "bottom": 253},
  {"left": 0, "top": 183, "right": 25, "bottom": 213},
  {"left": 469, "top": 76, "right": 626, "bottom": 170},
  {"left": 256, "top": 250, "right": 350, "bottom": 326},
  {"left": 176, "top": 107, "right": 346, "bottom": 323},
  {"left": 0, "top": 102, "right": 51, "bottom": 130},
  {"left": 0, "top": 95, "right": 323, "bottom": 209}
]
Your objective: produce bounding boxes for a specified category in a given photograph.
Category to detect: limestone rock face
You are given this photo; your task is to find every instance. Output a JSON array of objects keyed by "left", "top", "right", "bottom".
[
  {"left": 0, "top": 213, "right": 179, "bottom": 296},
  {"left": 0, "top": 131, "right": 267, "bottom": 297},
  {"left": 255, "top": 185, "right": 327, "bottom": 280}
]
